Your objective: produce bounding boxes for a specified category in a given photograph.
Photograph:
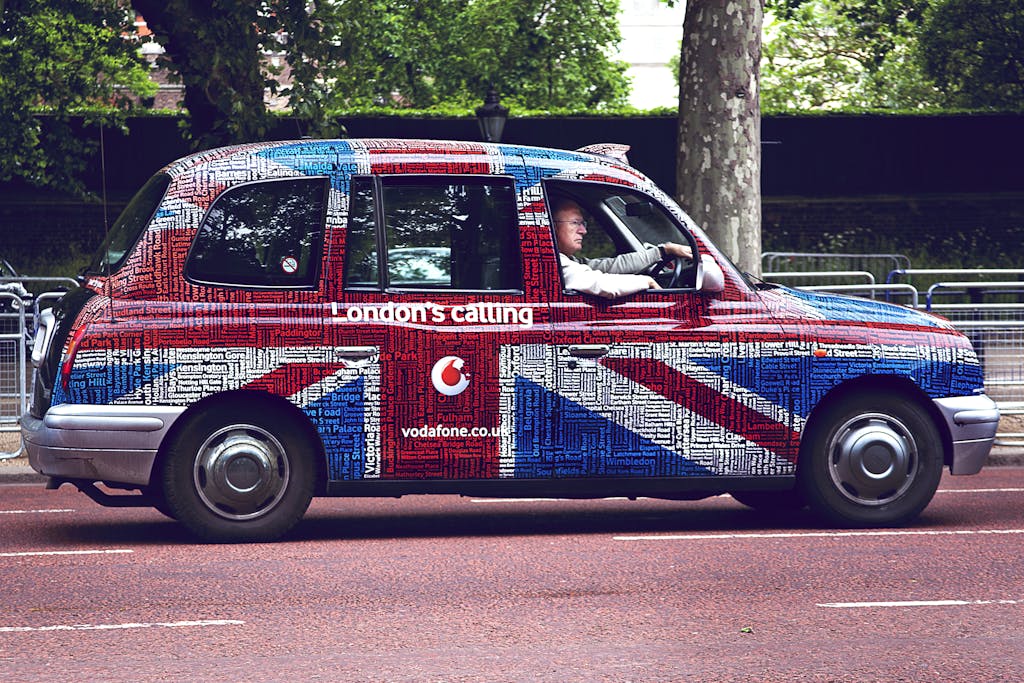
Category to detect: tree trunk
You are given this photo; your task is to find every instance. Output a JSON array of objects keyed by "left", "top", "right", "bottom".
[
  {"left": 676, "top": 0, "right": 763, "bottom": 276},
  {"left": 134, "top": 0, "right": 271, "bottom": 149}
]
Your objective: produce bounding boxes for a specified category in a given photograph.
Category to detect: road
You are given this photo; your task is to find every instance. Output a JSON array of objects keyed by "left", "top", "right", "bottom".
[{"left": 1, "top": 468, "right": 1022, "bottom": 682}]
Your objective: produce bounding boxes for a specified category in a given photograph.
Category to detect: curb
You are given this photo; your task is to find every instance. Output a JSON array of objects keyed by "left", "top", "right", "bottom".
[{"left": 0, "top": 462, "right": 45, "bottom": 483}]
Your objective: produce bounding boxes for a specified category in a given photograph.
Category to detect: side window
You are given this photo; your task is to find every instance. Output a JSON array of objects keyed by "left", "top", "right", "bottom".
[
  {"left": 343, "top": 176, "right": 522, "bottom": 291},
  {"left": 187, "top": 178, "right": 326, "bottom": 288},
  {"left": 343, "top": 177, "right": 379, "bottom": 288},
  {"left": 546, "top": 180, "right": 700, "bottom": 290}
]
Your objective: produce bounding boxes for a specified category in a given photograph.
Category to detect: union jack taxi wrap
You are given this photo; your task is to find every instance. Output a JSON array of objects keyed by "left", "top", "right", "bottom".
[{"left": 23, "top": 139, "right": 999, "bottom": 541}]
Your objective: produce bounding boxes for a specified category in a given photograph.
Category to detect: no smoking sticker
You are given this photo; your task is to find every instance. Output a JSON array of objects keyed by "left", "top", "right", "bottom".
[{"left": 280, "top": 256, "right": 298, "bottom": 274}]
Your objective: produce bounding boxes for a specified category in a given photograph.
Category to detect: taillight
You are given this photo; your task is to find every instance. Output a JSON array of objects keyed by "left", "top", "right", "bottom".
[{"left": 60, "top": 325, "right": 89, "bottom": 392}]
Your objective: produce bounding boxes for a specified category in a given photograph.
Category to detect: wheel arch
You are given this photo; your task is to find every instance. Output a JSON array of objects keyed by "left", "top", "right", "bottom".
[
  {"left": 801, "top": 374, "right": 953, "bottom": 470},
  {"left": 151, "top": 390, "right": 329, "bottom": 495}
]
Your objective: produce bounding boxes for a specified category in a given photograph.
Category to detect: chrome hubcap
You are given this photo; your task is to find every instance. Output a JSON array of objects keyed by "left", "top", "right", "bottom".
[
  {"left": 827, "top": 412, "right": 917, "bottom": 506},
  {"left": 193, "top": 424, "right": 290, "bottom": 520}
]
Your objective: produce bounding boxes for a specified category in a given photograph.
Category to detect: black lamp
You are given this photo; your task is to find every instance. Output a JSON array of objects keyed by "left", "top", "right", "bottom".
[{"left": 475, "top": 86, "right": 509, "bottom": 143}]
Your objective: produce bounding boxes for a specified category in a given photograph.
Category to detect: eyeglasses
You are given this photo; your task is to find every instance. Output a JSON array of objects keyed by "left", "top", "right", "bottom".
[{"left": 556, "top": 219, "right": 587, "bottom": 228}]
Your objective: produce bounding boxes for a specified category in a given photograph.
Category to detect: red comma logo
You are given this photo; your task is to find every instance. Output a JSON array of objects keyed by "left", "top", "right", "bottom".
[{"left": 431, "top": 356, "right": 470, "bottom": 396}]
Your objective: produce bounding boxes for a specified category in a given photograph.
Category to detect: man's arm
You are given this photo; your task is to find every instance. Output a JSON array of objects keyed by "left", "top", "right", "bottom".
[
  {"left": 578, "top": 245, "right": 661, "bottom": 274},
  {"left": 560, "top": 255, "right": 658, "bottom": 299},
  {"left": 578, "top": 243, "right": 693, "bottom": 275}
]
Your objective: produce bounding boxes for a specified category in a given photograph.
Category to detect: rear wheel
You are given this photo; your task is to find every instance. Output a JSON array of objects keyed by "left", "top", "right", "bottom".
[
  {"left": 798, "top": 393, "right": 943, "bottom": 527},
  {"left": 161, "top": 404, "right": 316, "bottom": 542}
]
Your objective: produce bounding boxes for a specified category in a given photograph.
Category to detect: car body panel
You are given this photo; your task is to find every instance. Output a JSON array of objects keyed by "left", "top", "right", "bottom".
[{"left": 23, "top": 138, "right": 996, "bottom": 496}]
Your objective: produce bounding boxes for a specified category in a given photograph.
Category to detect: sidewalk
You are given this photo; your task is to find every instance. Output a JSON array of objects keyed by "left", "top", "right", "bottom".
[{"left": 3, "top": 446, "right": 1022, "bottom": 484}]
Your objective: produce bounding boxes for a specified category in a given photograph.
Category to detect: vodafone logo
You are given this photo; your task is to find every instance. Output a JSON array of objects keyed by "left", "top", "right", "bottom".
[{"left": 431, "top": 356, "right": 470, "bottom": 396}]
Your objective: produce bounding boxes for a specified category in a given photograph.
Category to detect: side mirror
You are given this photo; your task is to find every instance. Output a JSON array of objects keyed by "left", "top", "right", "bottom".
[{"left": 697, "top": 255, "right": 725, "bottom": 294}]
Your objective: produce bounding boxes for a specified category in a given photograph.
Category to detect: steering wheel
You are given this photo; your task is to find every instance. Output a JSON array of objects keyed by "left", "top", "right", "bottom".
[{"left": 646, "top": 253, "right": 687, "bottom": 289}]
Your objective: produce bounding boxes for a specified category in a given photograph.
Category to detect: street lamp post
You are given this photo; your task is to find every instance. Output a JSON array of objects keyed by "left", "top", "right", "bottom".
[{"left": 475, "top": 86, "right": 509, "bottom": 143}]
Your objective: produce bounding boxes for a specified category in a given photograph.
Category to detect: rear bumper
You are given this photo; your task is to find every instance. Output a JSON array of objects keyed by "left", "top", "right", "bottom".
[
  {"left": 21, "top": 404, "right": 185, "bottom": 487},
  {"left": 932, "top": 395, "right": 1000, "bottom": 475}
]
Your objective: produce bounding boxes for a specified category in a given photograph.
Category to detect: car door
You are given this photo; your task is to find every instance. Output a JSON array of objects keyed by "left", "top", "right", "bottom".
[
  {"left": 517, "top": 179, "right": 799, "bottom": 480},
  {"left": 338, "top": 173, "right": 553, "bottom": 481}
]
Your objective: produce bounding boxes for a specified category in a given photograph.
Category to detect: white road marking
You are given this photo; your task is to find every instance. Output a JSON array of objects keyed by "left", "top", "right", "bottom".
[
  {"left": 0, "top": 509, "right": 75, "bottom": 515},
  {"left": 935, "top": 488, "right": 1024, "bottom": 494},
  {"left": 819, "top": 599, "right": 1021, "bottom": 609},
  {"left": 614, "top": 528, "right": 1024, "bottom": 542},
  {"left": 0, "top": 549, "right": 133, "bottom": 558},
  {"left": 470, "top": 497, "right": 635, "bottom": 504},
  {"left": 0, "top": 619, "right": 244, "bottom": 633}
]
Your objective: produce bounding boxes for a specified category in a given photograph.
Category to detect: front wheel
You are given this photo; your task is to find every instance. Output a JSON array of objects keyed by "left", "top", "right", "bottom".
[
  {"left": 798, "top": 393, "right": 943, "bottom": 527},
  {"left": 161, "top": 404, "right": 316, "bottom": 542}
]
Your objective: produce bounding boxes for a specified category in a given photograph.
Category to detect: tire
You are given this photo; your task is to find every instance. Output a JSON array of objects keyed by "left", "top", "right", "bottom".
[
  {"left": 731, "top": 489, "right": 806, "bottom": 512},
  {"left": 143, "top": 485, "right": 177, "bottom": 520},
  {"left": 797, "top": 393, "right": 943, "bottom": 527},
  {"left": 160, "top": 404, "right": 316, "bottom": 542}
]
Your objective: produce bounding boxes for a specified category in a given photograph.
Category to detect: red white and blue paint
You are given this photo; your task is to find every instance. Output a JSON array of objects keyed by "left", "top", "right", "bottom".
[{"left": 50, "top": 139, "right": 985, "bottom": 485}]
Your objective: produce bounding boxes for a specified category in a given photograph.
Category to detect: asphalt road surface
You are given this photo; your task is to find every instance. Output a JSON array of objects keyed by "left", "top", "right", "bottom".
[{"left": 2, "top": 468, "right": 1022, "bottom": 682}]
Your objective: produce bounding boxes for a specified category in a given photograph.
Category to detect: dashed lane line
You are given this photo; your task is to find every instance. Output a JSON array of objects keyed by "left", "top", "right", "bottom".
[
  {"left": 614, "top": 528, "right": 1024, "bottom": 541},
  {"left": 0, "top": 619, "right": 244, "bottom": 633},
  {"left": 0, "top": 549, "right": 133, "bottom": 558},
  {"left": 0, "top": 509, "right": 75, "bottom": 515},
  {"left": 819, "top": 599, "right": 1021, "bottom": 609},
  {"left": 935, "top": 488, "right": 1024, "bottom": 494}
]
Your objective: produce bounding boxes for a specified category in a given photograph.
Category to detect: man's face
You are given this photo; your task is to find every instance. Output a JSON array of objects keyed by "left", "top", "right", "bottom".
[{"left": 554, "top": 202, "right": 587, "bottom": 255}]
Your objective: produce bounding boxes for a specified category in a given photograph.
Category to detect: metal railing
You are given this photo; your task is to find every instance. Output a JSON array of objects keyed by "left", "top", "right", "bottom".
[
  {"left": 776, "top": 258, "right": 1024, "bottom": 447},
  {"left": 763, "top": 252, "right": 912, "bottom": 283},
  {"left": 0, "top": 279, "right": 78, "bottom": 460},
  {"left": 0, "top": 292, "right": 27, "bottom": 459}
]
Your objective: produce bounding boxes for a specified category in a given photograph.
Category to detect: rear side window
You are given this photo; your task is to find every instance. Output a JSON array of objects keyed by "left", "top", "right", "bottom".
[
  {"left": 344, "top": 176, "right": 521, "bottom": 291},
  {"left": 187, "top": 178, "right": 327, "bottom": 288},
  {"left": 88, "top": 172, "right": 170, "bottom": 274}
]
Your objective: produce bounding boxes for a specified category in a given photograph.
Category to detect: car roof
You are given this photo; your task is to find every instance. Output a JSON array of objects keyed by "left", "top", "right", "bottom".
[{"left": 162, "top": 138, "right": 627, "bottom": 181}]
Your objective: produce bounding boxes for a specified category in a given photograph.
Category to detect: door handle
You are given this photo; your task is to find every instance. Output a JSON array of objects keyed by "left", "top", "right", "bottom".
[
  {"left": 568, "top": 344, "right": 610, "bottom": 358},
  {"left": 335, "top": 346, "right": 377, "bottom": 361}
]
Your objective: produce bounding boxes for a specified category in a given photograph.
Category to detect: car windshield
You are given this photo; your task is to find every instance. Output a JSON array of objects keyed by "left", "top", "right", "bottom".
[{"left": 85, "top": 173, "right": 171, "bottom": 275}]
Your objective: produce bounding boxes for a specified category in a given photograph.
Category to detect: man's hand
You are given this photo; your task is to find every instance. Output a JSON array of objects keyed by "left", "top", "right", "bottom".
[
  {"left": 646, "top": 277, "right": 662, "bottom": 290},
  {"left": 661, "top": 242, "right": 693, "bottom": 260}
]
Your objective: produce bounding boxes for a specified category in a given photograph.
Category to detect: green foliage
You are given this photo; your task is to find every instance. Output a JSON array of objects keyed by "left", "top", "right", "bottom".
[
  {"left": 0, "top": 0, "right": 155, "bottom": 195},
  {"left": 919, "top": 0, "right": 1024, "bottom": 110},
  {"left": 130, "top": 1, "right": 629, "bottom": 146},
  {"left": 323, "top": 0, "right": 629, "bottom": 111},
  {"left": 762, "top": 0, "right": 940, "bottom": 110},
  {"left": 762, "top": 0, "right": 1024, "bottom": 112}
]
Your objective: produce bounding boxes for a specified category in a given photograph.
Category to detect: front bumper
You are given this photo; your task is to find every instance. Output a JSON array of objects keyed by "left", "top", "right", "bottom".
[
  {"left": 21, "top": 404, "right": 186, "bottom": 487},
  {"left": 933, "top": 394, "right": 1000, "bottom": 475}
]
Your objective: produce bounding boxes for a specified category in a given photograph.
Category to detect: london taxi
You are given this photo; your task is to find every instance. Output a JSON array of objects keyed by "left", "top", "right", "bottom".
[{"left": 22, "top": 139, "right": 1000, "bottom": 542}]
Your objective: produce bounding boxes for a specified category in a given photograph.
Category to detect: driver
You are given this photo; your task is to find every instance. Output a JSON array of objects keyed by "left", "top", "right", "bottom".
[{"left": 553, "top": 198, "right": 693, "bottom": 299}]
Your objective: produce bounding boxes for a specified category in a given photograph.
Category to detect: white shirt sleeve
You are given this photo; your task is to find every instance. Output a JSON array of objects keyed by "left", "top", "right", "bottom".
[{"left": 560, "top": 254, "right": 654, "bottom": 299}]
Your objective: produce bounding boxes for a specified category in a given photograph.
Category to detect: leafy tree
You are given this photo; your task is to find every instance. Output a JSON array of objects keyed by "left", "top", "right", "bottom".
[
  {"left": 132, "top": 1, "right": 628, "bottom": 146},
  {"left": 324, "top": 0, "right": 629, "bottom": 110},
  {"left": 0, "top": 0, "right": 155, "bottom": 194},
  {"left": 761, "top": 0, "right": 939, "bottom": 110},
  {"left": 438, "top": 0, "right": 629, "bottom": 109},
  {"left": 919, "top": 0, "right": 1024, "bottom": 110},
  {"left": 132, "top": 0, "right": 347, "bottom": 148}
]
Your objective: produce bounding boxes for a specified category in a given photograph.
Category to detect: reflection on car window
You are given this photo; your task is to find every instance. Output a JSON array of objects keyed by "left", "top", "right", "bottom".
[
  {"left": 88, "top": 173, "right": 170, "bottom": 274},
  {"left": 603, "top": 193, "right": 685, "bottom": 246},
  {"left": 187, "top": 178, "right": 326, "bottom": 288},
  {"left": 343, "top": 177, "right": 379, "bottom": 287},
  {"left": 344, "top": 176, "right": 521, "bottom": 291}
]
